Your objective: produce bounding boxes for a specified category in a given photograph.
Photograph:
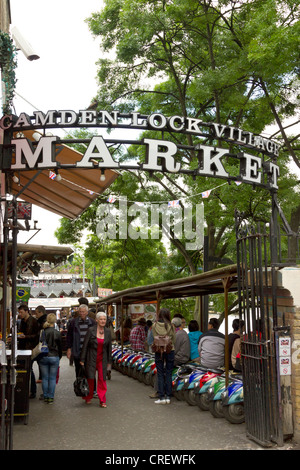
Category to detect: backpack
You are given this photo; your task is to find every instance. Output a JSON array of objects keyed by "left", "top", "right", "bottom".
[{"left": 151, "top": 325, "right": 173, "bottom": 355}]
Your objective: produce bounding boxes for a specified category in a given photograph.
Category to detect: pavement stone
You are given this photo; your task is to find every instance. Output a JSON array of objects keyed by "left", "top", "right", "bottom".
[{"left": 11, "top": 356, "right": 296, "bottom": 452}]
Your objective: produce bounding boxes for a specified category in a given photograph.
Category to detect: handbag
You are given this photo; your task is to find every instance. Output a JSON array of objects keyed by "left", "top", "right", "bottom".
[
  {"left": 73, "top": 366, "right": 89, "bottom": 397},
  {"left": 32, "top": 330, "right": 49, "bottom": 360}
]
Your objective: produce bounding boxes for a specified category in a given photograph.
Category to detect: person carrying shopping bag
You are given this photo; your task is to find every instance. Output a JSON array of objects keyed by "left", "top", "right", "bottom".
[{"left": 80, "top": 311, "right": 112, "bottom": 407}]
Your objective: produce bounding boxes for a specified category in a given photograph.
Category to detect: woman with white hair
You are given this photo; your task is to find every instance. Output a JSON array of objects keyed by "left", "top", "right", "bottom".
[{"left": 80, "top": 310, "right": 112, "bottom": 407}]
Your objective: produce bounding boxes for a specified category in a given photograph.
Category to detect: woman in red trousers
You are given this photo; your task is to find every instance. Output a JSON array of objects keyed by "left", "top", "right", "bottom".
[{"left": 80, "top": 311, "right": 112, "bottom": 407}]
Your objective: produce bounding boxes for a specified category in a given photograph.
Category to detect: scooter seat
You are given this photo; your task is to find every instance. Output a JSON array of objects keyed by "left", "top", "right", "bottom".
[{"left": 208, "top": 367, "right": 224, "bottom": 374}]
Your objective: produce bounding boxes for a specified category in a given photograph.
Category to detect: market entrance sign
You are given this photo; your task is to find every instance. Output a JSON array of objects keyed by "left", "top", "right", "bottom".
[{"left": 0, "top": 110, "right": 280, "bottom": 189}]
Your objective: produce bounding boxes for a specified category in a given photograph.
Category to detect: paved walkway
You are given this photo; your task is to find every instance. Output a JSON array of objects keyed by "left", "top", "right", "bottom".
[{"left": 11, "top": 356, "right": 291, "bottom": 451}]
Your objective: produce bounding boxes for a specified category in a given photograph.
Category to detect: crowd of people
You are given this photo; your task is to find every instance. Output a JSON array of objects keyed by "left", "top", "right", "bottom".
[
  {"left": 16, "top": 297, "right": 113, "bottom": 407},
  {"left": 16, "top": 298, "right": 244, "bottom": 407}
]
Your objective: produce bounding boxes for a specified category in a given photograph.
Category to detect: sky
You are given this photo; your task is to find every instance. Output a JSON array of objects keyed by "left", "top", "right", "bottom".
[{"left": 9, "top": 0, "right": 105, "bottom": 245}]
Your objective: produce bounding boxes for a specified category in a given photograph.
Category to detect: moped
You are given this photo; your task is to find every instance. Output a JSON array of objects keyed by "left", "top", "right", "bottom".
[{"left": 221, "top": 375, "right": 244, "bottom": 424}]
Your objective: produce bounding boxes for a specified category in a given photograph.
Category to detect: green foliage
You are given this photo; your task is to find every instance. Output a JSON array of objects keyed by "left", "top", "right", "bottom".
[
  {"left": 55, "top": 0, "right": 300, "bottom": 303},
  {"left": 0, "top": 32, "right": 18, "bottom": 114}
]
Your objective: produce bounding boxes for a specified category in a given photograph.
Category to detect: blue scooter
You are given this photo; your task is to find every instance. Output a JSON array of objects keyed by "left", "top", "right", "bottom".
[{"left": 221, "top": 375, "right": 244, "bottom": 424}]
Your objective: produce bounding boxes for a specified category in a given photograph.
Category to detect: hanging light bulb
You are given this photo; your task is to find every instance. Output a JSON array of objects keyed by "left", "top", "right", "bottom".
[
  {"left": 56, "top": 171, "right": 62, "bottom": 182},
  {"left": 100, "top": 169, "right": 106, "bottom": 182},
  {"left": 32, "top": 132, "right": 42, "bottom": 141},
  {"left": 12, "top": 174, "right": 19, "bottom": 183}
]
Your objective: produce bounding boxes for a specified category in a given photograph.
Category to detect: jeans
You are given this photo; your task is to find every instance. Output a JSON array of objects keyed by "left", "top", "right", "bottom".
[
  {"left": 39, "top": 356, "right": 60, "bottom": 399},
  {"left": 155, "top": 350, "right": 175, "bottom": 399}
]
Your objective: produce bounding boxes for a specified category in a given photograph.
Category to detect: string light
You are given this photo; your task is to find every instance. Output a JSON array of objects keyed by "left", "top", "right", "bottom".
[{"left": 100, "top": 169, "right": 106, "bottom": 182}]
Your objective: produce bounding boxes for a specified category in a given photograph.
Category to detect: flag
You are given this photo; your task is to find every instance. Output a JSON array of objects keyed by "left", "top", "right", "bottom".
[
  {"left": 107, "top": 196, "right": 116, "bottom": 203},
  {"left": 49, "top": 171, "right": 56, "bottom": 180},
  {"left": 201, "top": 190, "right": 211, "bottom": 198},
  {"left": 168, "top": 200, "right": 180, "bottom": 207}
]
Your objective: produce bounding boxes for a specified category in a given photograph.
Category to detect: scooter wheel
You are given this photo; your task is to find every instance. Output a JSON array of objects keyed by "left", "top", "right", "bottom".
[
  {"left": 177, "top": 389, "right": 185, "bottom": 401},
  {"left": 137, "top": 371, "right": 144, "bottom": 382},
  {"left": 150, "top": 374, "right": 156, "bottom": 388},
  {"left": 197, "top": 392, "right": 210, "bottom": 411},
  {"left": 223, "top": 403, "right": 245, "bottom": 424},
  {"left": 184, "top": 389, "right": 197, "bottom": 406},
  {"left": 208, "top": 400, "right": 224, "bottom": 418},
  {"left": 143, "top": 372, "right": 152, "bottom": 386}
]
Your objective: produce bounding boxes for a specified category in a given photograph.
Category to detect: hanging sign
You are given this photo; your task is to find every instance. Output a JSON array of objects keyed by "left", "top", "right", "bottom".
[{"left": 0, "top": 110, "right": 280, "bottom": 189}]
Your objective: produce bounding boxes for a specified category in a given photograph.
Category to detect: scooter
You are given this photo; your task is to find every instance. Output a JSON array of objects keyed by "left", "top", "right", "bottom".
[
  {"left": 112, "top": 349, "right": 127, "bottom": 371},
  {"left": 119, "top": 352, "right": 136, "bottom": 374},
  {"left": 149, "top": 362, "right": 157, "bottom": 387},
  {"left": 134, "top": 355, "right": 152, "bottom": 381},
  {"left": 193, "top": 368, "right": 224, "bottom": 411},
  {"left": 140, "top": 356, "right": 156, "bottom": 385},
  {"left": 172, "top": 365, "right": 199, "bottom": 401},
  {"left": 126, "top": 352, "right": 142, "bottom": 377},
  {"left": 221, "top": 375, "right": 244, "bottom": 424},
  {"left": 182, "top": 367, "right": 208, "bottom": 406},
  {"left": 207, "top": 374, "right": 228, "bottom": 418}
]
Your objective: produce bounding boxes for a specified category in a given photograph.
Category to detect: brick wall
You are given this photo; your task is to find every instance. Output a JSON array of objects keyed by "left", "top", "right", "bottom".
[
  {"left": 285, "top": 302, "right": 300, "bottom": 443},
  {"left": 263, "top": 286, "right": 298, "bottom": 441}
]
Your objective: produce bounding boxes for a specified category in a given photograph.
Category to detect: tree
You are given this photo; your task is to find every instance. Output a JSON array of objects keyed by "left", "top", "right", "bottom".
[
  {"left": 56, "top": 0, "right": 300, "bottom": 318},
  {"left": 86, "top": 0, "right": 299, "bottom": 262}
]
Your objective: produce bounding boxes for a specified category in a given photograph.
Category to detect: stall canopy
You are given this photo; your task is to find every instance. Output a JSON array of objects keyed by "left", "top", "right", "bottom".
[
  {"left": 28, "top": 296, "right": 100, "bottom": 310},
  {"left": 97, "top": 264, "right": 239, "bottom": 306},
  {"left": 15, "top": 243, "right": 73, "bottom": 264},
  {"left": 1, "top": 242, "right": 74, "bottom": 276},
  {"left": 9, "top": 130, "right": 119, "bottom": 219}
]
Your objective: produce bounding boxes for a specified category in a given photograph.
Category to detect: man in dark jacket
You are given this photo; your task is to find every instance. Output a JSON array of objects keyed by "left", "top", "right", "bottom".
[
  {"left": 34, "top": 304, "right": 48, "bottom": 385},
  {"left": 198, "top": 318, "right": 225, "bottom": 369},
  {"left": 18, "top": 304, "right": 39, "bottom": 398},
  {"left": 35, "top": 305, "right": 47, "bottom": 332},
  {"left": 66, "top": 304, "right": 95, "bottom": 377},
  {"left": 18, "top": 304, "right": 39, "bottom": 350}
]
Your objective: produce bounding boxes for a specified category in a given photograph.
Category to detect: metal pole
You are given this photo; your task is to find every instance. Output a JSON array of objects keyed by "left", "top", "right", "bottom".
[
  {"left": 270, "top": 190, "right": 283, "bottom": 446},
  {"left": 1, "top": 198, "right": 9, "bottom": 450},
  {"left": 8, "top": 196, "right": 18, "bottom": 450},
  {"left": 120, "top": 299, "right": 123, "bottom": 354},
  {"left": 156, "top": 291, "right": 161, "bottom": 320},
  {"left": 223, "top": 276, "right": 231, "bottom": 388},
  {"left": 203, "top": 235, "right": 209, "bottom": 332},
  {"left": 92, "top": 267, "right": 97, "bottom": 297},
  {"left": 82, "top": 257, "right": 85, "bottom": 297}
]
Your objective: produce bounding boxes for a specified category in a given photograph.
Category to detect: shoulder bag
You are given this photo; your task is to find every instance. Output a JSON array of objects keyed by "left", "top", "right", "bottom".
[{"left": 32, "top": 330, "right": 49, "bottom": 360}]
